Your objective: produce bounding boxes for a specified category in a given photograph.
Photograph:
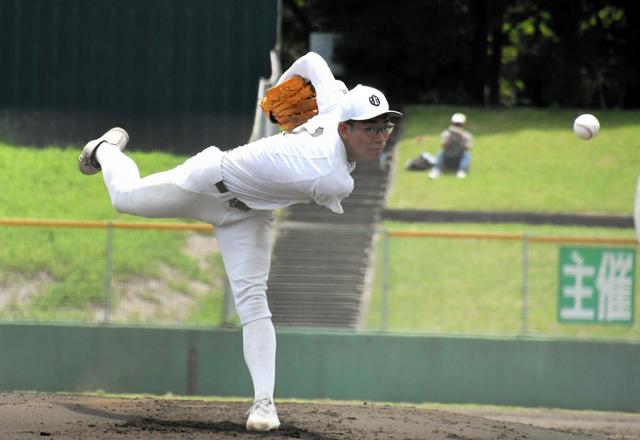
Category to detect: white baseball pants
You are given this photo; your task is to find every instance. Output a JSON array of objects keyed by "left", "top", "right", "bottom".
[{"left": 96, "top": 143, "right": 275, "bottom": 326}]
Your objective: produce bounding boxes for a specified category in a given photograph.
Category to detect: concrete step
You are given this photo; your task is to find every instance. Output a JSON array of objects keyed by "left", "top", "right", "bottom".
[
  {"left": 273, "top": 319, "right": 358, "bottom": 328},
  {"left": 285, "top": 212, "right": 379, "bottom": 223},
  {"left": 269, "top": 272, "right": 364, "bottom": 282},
  {"left": 268, "top": 266, "right": 367, "bottom": 276}
]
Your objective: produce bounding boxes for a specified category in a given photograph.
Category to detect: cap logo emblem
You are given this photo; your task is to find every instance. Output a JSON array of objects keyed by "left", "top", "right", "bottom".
[{"left": 369, "top": 95, "right": 380, "bottom": 106}]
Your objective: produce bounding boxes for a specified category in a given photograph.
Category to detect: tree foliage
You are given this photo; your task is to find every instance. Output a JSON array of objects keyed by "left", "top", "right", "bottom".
[{"left": 282, "top": 0, "right": 639, "bottom": 108}]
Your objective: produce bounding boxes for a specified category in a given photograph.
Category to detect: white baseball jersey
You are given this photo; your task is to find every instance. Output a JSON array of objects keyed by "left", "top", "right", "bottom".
[{"left": 221, "top": 52, "right": 354, "bottom": 214}]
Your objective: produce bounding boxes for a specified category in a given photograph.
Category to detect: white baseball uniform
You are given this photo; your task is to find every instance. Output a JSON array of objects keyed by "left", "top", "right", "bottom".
[{"left": 93, "top": 51, "right": 400, "bottom": 409}]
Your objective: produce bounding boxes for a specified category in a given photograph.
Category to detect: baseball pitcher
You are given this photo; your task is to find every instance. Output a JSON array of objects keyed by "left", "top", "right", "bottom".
[{"left": 77, "top": 51, "right": 402, "bottom": 431}]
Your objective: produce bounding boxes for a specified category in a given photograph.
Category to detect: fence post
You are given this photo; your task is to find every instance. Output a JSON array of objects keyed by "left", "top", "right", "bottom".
[
  {"left": 381, "top": 228, "right": 390, "bottom": 332},
  {"left": 520, "top": 233, "right": 529, "bottom": 336},
  {"left": 103, "top": 222, "right": 113, "bottom": 324}
]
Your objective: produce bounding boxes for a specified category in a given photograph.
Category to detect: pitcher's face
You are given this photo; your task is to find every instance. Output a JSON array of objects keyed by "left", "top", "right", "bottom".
[{"left": 339, "top": 116, "right": 394, "bottom": 162}]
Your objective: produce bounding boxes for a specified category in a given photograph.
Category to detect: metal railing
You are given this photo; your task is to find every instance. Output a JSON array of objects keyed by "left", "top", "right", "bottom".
[
  {"left": 2, "top": 218, "right": 638, "bottom": 340},
  {"left": 249, "top": 49, "right": 281, "bottom": 143},
  {"left": 376, "top": 229, "right": 638, "bottom": 340},
  {"left": 0, "top": 219, "right": 230, "bottom": 326}
]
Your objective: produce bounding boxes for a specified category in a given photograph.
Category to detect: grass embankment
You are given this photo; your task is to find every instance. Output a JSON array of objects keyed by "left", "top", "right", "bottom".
[{"left": 388, "top": 106, "right": 640, "bottom": 214}]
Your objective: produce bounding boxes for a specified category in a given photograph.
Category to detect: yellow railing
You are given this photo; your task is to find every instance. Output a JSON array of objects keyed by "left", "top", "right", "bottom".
[
  {"left": 386, "top": 229, "right": 637, "bottom": 245},
  {"left": 0, "top": 218, "right": 214, "bottom": 231},
  {"left": 1, "top": 219, "right": 635, "bottom": 244}
]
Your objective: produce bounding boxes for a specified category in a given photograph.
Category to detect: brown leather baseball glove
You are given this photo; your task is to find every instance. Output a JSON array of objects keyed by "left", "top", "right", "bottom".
[{"left": 260, "top": 75, "right": 318, "bottom": 132}]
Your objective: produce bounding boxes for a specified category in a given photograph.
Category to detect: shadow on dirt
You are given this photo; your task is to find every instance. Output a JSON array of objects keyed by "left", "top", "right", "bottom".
[
  {"left": 118, "top": 418, "right": 336, "bottom": 440},
  {"left": 61, "top": 402, "right": 336, "bottom": 440}
]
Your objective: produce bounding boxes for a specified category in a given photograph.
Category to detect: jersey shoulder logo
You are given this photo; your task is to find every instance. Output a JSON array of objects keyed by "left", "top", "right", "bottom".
[{"left": 369, "top": 95, "right": 380, "bottom": 106}]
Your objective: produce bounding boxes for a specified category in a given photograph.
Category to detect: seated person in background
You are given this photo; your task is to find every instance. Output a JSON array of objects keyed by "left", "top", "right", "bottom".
[{"left": 428, "top": 112, "right": 473, "bottom": 179}]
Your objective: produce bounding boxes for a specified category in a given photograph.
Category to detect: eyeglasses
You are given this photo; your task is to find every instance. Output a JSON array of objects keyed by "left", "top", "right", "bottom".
[{"left": 349, "top": 123, "right": 395, "bottom": 137}]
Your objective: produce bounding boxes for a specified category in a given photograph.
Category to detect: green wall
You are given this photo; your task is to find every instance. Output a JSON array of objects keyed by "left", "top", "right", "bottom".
[
  {"left": 1, "top": 323, "right": 638, "bottom": 412},
  {"left": 0, "top": 0, "right": 277, "bottom": 115},
  {"left": 0, "top": 0, "right": 278, "bottom": 151}
]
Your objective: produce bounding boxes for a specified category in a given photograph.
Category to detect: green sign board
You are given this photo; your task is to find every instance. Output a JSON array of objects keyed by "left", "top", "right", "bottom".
[{"left": 558, "top": 246, "right": 635, "bottom": 324}]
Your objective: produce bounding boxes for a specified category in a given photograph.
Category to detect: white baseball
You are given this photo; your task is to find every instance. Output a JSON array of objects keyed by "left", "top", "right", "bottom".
[{"left": 573, "top": 114, "right": 600, "bottom": 140}]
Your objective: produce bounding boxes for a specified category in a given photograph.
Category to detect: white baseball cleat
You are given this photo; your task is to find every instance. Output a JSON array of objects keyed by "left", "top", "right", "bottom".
[
  {"left": 456, "top": 170, "right": 467, "bottom": 179},
  {"left": 245, "top": 395, "right": 280, "bottom": 432},
  {"left": 78, "top": 127, "right": 129, "bottom": 175},
  {"left": 428, "top": 169, "right": 440, "bottom": 179}
]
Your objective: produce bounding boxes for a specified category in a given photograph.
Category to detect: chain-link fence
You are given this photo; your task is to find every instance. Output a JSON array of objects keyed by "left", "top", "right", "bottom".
[
  {"left": 368, "top": 229, "right": 639, "bottom": 340},
  {"left": 0, "top": 220, "right": 229, "bottom": 326},
  {"left": 2, "top": 220, "right": 638, "bottom": 340}
]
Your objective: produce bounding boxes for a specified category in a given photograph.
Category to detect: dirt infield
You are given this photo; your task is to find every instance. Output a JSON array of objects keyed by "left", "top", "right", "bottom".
[{"left": 1, "top": 392, "right": 639, "bottom": 439}]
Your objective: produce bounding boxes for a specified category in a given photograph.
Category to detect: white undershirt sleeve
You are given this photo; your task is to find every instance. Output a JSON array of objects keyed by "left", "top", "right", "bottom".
[{"left": 277, "top": 52, "right": 343, "bottom": 115}]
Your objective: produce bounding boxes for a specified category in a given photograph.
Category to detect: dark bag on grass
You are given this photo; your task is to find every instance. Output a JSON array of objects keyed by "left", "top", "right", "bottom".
[{"left": 405, "top": 152, "right": 436, "bottom": 171}]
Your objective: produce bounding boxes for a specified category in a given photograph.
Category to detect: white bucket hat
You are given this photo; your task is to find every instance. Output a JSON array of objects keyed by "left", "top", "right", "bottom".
[
  {"left": 343, "top": 84, "right": 403, "bottom": 121},
  {"left": 451, "top": 112, "right": 466, "bottom": 125}
]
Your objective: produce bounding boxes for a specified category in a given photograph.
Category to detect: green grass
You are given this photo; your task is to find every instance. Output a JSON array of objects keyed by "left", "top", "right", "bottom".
[
  {"left": 389, "top": 106, "right": 640, "bottom": 215},
  {"left": 0, "top": 143, "right": 188, "bottom": 220}
]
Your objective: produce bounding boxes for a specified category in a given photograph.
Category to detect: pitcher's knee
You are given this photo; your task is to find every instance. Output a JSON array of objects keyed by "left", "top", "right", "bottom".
[{"left": 235, "top": 293, "right": 271, "bottom": 326}]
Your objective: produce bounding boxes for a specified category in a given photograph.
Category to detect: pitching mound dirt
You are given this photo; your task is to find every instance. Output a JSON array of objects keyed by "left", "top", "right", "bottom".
[{"left": 1, "top": 392, "right": 638, "bottom": 439}]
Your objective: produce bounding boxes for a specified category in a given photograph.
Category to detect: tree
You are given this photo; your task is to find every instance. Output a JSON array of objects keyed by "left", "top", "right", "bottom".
[
  {"left": 281, "top": 0, "right": 640, "bottom": 108},
  {"left": 501, "top": 0, "right": 638, "bottom": 108}
]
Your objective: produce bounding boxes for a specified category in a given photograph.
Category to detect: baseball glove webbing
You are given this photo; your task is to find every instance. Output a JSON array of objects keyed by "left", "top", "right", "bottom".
[{"left": 260, "top": 76, "right": 319, "bottom": 132}]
